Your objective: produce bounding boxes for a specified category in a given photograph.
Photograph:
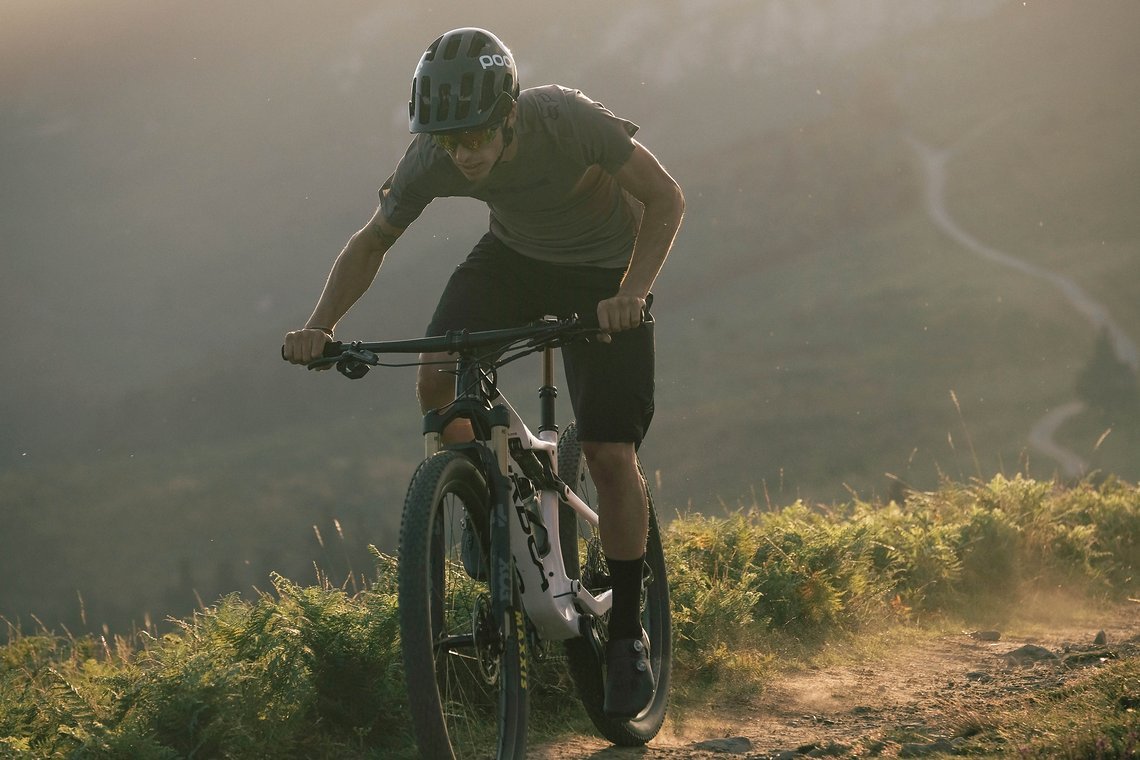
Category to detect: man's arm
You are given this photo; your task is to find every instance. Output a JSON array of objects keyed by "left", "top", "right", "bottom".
[
  {"left": 283, "top": 206, "right": 405, "bottom": 364},
  {"left": 602, "top": 141, "right": 685, "bottom": 333}
]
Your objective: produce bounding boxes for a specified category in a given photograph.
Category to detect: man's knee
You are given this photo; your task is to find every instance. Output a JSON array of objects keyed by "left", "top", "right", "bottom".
[
  {"left": 581, "top": 441, "right": 638, "bottom": 485},
  {"left": 416, "top": 351, "right": 456, "bottom": 412}
]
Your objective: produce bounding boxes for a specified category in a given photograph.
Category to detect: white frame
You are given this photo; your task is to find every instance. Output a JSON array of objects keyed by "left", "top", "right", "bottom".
[{"left": 496, "top": 392, "right": 612, "bottom": 640}]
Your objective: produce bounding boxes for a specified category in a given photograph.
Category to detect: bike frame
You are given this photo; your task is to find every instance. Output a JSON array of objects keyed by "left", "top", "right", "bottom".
[
  {"left": 303, "top": 316, "right": 671, "bottom": 757},
  {"left": 308, "top": 318, "right": 616, "bottom": 643},
  {"left": 422, "top": 343, "right": 612, "bottom": 641}
]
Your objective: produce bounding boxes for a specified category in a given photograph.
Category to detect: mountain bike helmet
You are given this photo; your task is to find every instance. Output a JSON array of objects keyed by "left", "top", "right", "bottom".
[{"left": 409, "top": 28, "right": 519, "bottom": 134}]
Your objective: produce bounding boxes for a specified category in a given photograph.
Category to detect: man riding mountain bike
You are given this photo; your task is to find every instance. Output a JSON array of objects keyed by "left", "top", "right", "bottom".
[{"left": 282, "top": 27, "right": 684, "bottom": 719}]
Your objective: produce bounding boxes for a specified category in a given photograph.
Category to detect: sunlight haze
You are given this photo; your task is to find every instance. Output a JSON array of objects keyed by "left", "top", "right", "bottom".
[{"left": 3, "top": 0, "right": 1137, "bottom": 633}]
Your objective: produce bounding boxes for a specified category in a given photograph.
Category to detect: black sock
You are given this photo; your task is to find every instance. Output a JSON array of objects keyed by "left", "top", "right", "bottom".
[{"left": 606, "top": 555, "right": 645, "bottom": 641}]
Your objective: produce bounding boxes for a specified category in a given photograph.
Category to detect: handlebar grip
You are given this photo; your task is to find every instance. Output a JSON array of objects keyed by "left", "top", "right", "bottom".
[
  {"left": 279, "top": 341, "right": 345, "bottom": 363},
  {"left": 570, "top": 308, "right": 653, "bottom": 332}
]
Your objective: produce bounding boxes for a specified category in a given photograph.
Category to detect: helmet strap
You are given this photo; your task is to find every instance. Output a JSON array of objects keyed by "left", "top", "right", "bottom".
[
  {"left": 488, "top": 105, "right": 516, "bottom": 173},
  {"left": 488, "top": 128, "right": 512, "bottom": 174}
]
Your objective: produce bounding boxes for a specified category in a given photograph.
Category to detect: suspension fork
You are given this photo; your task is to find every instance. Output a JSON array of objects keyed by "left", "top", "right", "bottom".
[{"left": 486, "top": 406, "right": 517, "bottom": 628}]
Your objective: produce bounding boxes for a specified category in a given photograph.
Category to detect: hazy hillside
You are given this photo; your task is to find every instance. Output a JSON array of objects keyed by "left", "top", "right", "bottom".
[{"left": 3, "top": 0, "right": 1138, "bottom": 633}]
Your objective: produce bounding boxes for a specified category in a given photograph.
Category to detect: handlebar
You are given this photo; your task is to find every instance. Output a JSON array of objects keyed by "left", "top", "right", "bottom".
[
  {"left": 282, "top": 314, "right": 641, "bottom": 379},
  {"left": 330, "top": 315, "right": 600, "bottom": 357}
]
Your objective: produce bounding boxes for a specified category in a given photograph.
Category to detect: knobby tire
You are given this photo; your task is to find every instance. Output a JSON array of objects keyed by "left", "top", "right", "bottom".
[
  {"left": 398, "top": 450, "right": 529, "bottom": 759},
  {"left": 557, "top": 423, "right": 672, "bottom": 746}
]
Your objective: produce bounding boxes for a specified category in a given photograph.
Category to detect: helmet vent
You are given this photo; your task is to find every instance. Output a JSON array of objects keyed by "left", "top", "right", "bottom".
[
  {"left": 442, "top": 34, "right": 463, "bottom": 61},
  {"left": 437, "top": 83, "right": 451, "bottom": 121},
  {"left": 468, "top": 33, "right": 489, "bottom": 59},
  {"left": 456, "top": 73, "right": 474, "bottom": 121},
  {"left": 417, "top": 75, "right": 431, "bottom": 125},
  {"left": 479, "top": 72, "right": 497, "bottom": 112}
]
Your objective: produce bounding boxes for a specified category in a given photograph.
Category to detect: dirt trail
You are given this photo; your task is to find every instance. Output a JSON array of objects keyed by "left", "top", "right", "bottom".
[{"left": 530, "top": 604, "right": 1140, "bottom": 759}]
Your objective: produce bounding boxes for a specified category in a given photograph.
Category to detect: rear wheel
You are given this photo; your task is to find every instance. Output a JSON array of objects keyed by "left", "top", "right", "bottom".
[
  {"left": 557, "top": 423, "right": 671, "bottom": 746},
  {"left": 399, "top": 450, "right": 529, "bottom": 759}
]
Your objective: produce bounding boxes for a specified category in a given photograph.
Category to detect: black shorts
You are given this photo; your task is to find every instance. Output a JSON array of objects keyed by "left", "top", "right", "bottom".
[{"left": 427, "top": 233, "right": 654, "bottom": 446}]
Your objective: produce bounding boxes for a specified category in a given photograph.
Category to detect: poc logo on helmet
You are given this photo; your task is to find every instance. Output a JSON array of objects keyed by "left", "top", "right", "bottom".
[{"left": 479, "top": 54, "right": 511, "bottom": 70}]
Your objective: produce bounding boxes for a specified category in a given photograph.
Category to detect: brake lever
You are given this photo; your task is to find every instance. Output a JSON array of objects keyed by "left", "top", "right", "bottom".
[{"left": 334, "top": 346, "right": 381, "bottom": 379}]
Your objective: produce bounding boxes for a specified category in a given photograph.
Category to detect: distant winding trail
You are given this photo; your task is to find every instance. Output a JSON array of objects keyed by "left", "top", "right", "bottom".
[
  {"left": 1027, "top": 400, "right": 1089, "bottom": 479},
  {"left": 908, "top": 135, "right": 1139, "bottom": 478}
]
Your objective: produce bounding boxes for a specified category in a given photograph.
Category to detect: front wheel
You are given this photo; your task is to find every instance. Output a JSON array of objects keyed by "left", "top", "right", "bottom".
[
  {"left": 558, "top": 423, "right": 672, "bottom": 746},
  {"left": 398, "top": 450, "right": 529, "bottom": 760}
]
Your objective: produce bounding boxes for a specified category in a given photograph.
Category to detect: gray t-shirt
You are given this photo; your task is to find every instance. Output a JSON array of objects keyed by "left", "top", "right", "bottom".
[{"left": 379, "top": 85, "right": 641, "bottom": 268}]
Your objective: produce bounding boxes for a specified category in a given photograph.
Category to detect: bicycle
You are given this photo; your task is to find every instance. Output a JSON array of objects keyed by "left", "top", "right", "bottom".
[{"left": 301, "top": 315, "right": 672, "bottom": 760}]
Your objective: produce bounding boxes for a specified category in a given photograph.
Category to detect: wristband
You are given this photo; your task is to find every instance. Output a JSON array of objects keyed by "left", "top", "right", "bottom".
[{"left": 306, "top": 326, "right": 334, "bottom": 337}]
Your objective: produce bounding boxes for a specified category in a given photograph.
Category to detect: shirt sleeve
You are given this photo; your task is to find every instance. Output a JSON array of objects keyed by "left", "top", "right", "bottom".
[
  {"left": 560, "top": 89, "right": 639, "bottom": 175},
  {"left": 378, "top": 137, "right": 438, "bottom": 229}
]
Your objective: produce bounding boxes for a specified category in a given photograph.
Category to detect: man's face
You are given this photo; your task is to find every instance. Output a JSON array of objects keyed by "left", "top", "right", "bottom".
[{"left": 434, "top": 123, "right": 505, "bottom": 182}]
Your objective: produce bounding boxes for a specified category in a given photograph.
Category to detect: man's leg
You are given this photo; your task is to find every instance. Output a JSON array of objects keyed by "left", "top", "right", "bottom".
[
  {"left": 582, "top": 440, "right": 657, "bottom": 718},
  {"left": 418, "top": 234, "right": 540, "bottom": 443},
  {"left": 581, "top": 441, "right": 648, "bottom": 560}
]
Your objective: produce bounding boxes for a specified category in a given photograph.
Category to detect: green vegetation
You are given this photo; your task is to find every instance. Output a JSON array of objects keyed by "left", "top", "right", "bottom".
[{"left": 3, "top": 476, "right": 1138, "bottom": 758}]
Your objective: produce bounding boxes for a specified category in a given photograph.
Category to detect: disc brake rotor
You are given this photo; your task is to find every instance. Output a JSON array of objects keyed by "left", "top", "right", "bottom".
[{"left": 471, "top": 594, "right": 500, "bottom": 684}]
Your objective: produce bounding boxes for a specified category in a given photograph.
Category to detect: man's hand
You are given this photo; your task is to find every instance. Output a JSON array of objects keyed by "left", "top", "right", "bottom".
[
  {"left": 283, "top": 327, "right": 334, "bottom": 367},
  {"left": 597, "top": 294, "right": 646, "bottom": 336}
]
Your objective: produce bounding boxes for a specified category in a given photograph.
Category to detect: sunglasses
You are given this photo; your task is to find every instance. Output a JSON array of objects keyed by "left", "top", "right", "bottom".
[{"left": 432, "top": 123, "right": 502, "bottom": 153}]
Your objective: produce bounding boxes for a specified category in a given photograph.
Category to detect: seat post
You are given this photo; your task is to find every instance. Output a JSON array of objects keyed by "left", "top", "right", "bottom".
[{"left": 539, "top": 346, "right": 558, "bottom": 436}]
